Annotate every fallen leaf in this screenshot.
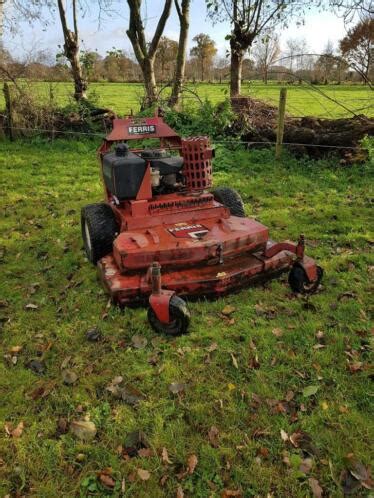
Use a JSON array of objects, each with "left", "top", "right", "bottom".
[
  {"left": 86, "top": 327, "right": 102, "bottom": 342},
  {"left": 138, "top": 448, "right": 153, "bottom": 458},
  {"left": 299, "top": 457, "right": 313, "bottom": 473},
  {"left": 26, "top": 359, "right": 45, "bottom": 375},
  {"left": 70, "top": 420, "right": 97, "bottom": 441},
  {"left": 25, "top": 303, "right": 38, "bottom": 310},
  {"left": 340, "top": 469, "right": 362, "bottom": 495},
  {"left": 308, "top": 477, "right": 323, "bottom": 498},
  {"left": 347, "top": 361, "right": 363, "bottom": 374},
  {"left": 248, "top": 355, "right": 260, "bottom": 369},
  {"left": 123, "top": 430, "right": 149, "bottom": 458},
  {"left": 208, "top": 426, "right": 220, "bottom": 447},
  {"left": 231, "top": 353, "right": 238, "bottom": 369},
  {"left": 9, "top": 345, "right": 22, "bottom": 354},
  {"left": 137, "top": 468, "right": 150, "bottom": 481},
  {"left": 272, "top": 327, "right": 283, "bottom": 337},
  {"left": 62, "top": 369, "right": 78, "bottom": 385},
  {"left": 169, "top": 382, "right": 186, "bottom": 394},
  {"left": 280, "top": 429, "right": 289, "bottom": 442},
  {"left": 99, "top": 471, "right": 116, "bottom": 488},
  {"left": 162, "top": 447, "right": 172, "bottom": 464},
  {"left": 206, "top": 342, "right": 218, "bottom": 352},
  {"left": 187, "top": 454, "right": 198, "bottom": 474},
  {"left": 132, "top": 335, "right": 148, "bottom": 349},
  {"left": 347, "top": 457, "right": 369, "bottom": 482},
  {"left": 5, "top": 421, "right": 24, "bottom": 438},
  {"left": 222, "top": 490, "right": 242, "bottom": 497},
  {"left": 222, "top": 305, "right": 236, "bottom": 316},
  {"left": 176, "top": 485, "right": 184, "bottom": 498},
  {"left": 302, "top": 385, "right": 319, "bottom": 397}
]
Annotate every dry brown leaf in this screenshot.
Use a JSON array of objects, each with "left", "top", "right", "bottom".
[
  {"left": 162, "top": 447, "right": 172, "bottom": 464},
  {"left": 9, "top": 345, "right": 22, "bottom": 354},
  {"left": 5, "top": 421, "right": 24, "bottom": 438},
  {"left": 176, "top": 485, "right": 184, "bottom": 498},
  {"left": 206, "top": 342, "right": 218, "bottom": 352},
  {"left": 99, "top": 472, "right": 116, "bottom": 488},
  {"left": 222, "top": 490, "right": 242, "bottom": 497},
  {"left": 222, "top": 305, "right": 236, "bottom": 316},
  {"left": 138, "top": 448, "right": 153, "bottom": 458},
  {"left": 272, "top": 327, "right": 283, "bottom": 337},
  {"left": 137, "top": 468, "right": 151, "bottom": 481},
  {"left": 187, "top": 454, "right": 198, "bottom": 474},
  {"left": 308, "top": 477, "right": 323, "bottom": 498},
  {"left": 70, "top": 420, "right": 97, "bottom": 441},
  {"left": 208, "top": 426, "right": 220, "bottom": 447}
]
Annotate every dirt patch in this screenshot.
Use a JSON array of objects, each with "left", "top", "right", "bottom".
[{"left": 231, "top": 96, "right": 374, "bottom": 161}]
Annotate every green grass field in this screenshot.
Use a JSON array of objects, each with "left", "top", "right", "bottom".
[
  {"left": 1, "top": 81, "right": 373, "bottom": 118},
  {"left": 0, "top": 139, "right": 373, "bottom": 497}
]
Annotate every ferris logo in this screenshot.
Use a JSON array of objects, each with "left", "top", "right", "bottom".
[
  {"left": 128, "top": 125, "right": 156, "bottom": 135},
  {"left": 169, "top": 224, "right": 209, "bottom": 239}
]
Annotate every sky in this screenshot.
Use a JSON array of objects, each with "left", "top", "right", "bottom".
[{"left": 3, "top": 0, "right": 350, "bottom": 62}]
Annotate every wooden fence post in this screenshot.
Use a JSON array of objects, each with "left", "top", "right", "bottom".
[
  {"left": 3, "top": 82, "right": 14, "bottom": 141},
  {"left": 275, "top": 87, "right": 287, "bottom": 160}
]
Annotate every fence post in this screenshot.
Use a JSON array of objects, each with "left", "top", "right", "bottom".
[
  {"left": 275, "top": 87, "right": 287, "bottom": 160},
  {"left": 3, "top": 82, "right": 14, "bottom": 141}
]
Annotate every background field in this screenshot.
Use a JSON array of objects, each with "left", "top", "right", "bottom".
[
  {"left": 0, "top": 139, "right": 373, "bottom": 497},
  {"left": 1, "top": 81, "right": 373, "bottom": 119}
]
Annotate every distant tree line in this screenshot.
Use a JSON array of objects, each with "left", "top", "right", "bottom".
[{"left": 0, "top": 0, "right": 372, "bottom": 108}]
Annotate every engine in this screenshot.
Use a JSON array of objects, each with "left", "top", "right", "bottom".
[{"left": 102, "top": 144, "right": 185, "bottom": 200}]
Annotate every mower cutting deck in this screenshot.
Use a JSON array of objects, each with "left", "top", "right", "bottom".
[{"left": 81, "top": 110, "right": 322, "bottom": 335}]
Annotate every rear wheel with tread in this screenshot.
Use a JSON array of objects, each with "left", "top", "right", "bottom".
[
  {"left": 148, "top": 296, "right": 190, "bottom": 336},
  {"left": 81, "top": 203, "right": 118, "bottom": 264},
  {"left": 212, "top": 187, "right": 245, "bottom": 217},
  {"left": 288, "top": 264, "right": 323, "bottom": 294}
]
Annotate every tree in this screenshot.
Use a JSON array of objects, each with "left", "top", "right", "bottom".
[
  {"left": 190, "top": 33, "right": 217, "bottom": 81},
  {"left": 126, "top": 0, "right": 172, "bottom": 107},
  {"left": 206, "top": 0, "right": 310, "bottom": 97},
  {"left": 315, "top": 40, "right": 336, "bottom": 83},
  {"left": 168, "top": 0, "right": 190, "bottom": 108},
  {"left": 57, "top": 0, "right": 87, "bottom": 100},
  {"left": 340, "top": 17, "right": 373, "bottom": 84},
  {"left": 253, "top": 34, "right": 280, "bottom": 84},
  {"left": 155, "top": 36, "right": 178, "bottom": 81}
]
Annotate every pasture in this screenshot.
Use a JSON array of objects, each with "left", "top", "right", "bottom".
[
  {"left": 0, "top": 81, "right": 373, "bottom": 119},
  {"left": 0, "top": 139, "right": 373, "bottom": 497}
]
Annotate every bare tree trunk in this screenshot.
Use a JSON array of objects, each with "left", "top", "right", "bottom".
[
  {"left": 57, "top": 0, "right": 87, "bottom": 101},
  {"left": 169, "top": 0, "right": 190, "bottom": 108},
  {"left": 126, "top": 0, "right": 172, "bottom": 108},
  {"left": 230, "top": 48, "right": 243, "bottom": 97},
  {"left": 142, "top": 58, "right": 157, "bottom": 107}
]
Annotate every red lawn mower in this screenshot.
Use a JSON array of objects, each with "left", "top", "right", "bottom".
[{"left": 81, "top": 111, "right": 323, "bottom": 335}]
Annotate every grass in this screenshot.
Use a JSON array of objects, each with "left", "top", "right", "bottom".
[
  {"left": 1, "top": 80, "right": 373, "bottom": 118},
  {"left": 0, "top": 139, "right": 373, "bottom": 497}
]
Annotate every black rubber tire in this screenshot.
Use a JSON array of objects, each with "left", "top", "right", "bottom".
[
  {"left": 81, "top": 203, "right": 118, "bottom": 264},
  {"left": 148, "top": 296, "right": 190, "bottom": 336},
  {"left": 288, "top": 264, "right": 323, "bottom": 294},
  {"left": 212, "top": 187, "right": 246, "bottom": 217}
]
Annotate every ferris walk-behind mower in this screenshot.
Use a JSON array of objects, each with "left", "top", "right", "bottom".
[{"left": 81, "top": 111, "right": 323, "bottom": 335}]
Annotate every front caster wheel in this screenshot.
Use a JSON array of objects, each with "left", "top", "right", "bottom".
[
  {"left": 288, "top": 264, "right": 323, "bottom": 294},
  {"left": 148, "top": 296, "right": 190, "bottom": 336}
]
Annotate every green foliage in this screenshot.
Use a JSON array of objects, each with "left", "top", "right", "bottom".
[
  {"left": 163, "top": 99, "right": 235, "bottom": 139},
  {"left": 361, "top": 135, "right": 374, "bottom": 164}
]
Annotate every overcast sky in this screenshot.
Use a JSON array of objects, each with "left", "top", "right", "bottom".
[{"left": 3, "top": 0, "right": 350, "bottom": 62}]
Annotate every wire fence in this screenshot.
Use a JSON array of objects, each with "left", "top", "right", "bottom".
[{"left": 1, "top": 126, "right": 362, "bottom": 152}]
